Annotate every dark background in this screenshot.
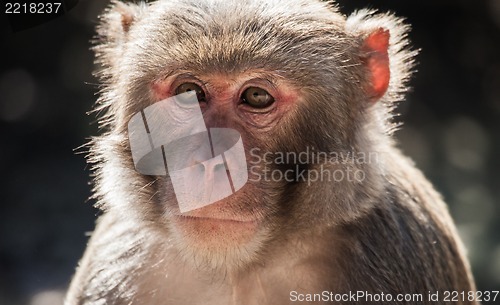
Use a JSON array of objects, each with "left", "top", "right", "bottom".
[{"left": 0, "top": 0, "right": 499, "bottom": 304}]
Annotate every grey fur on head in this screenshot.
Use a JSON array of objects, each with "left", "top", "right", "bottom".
[
  {"left": 92, "top": 0, "right": 416, "bottom": 132},
  {"left": 88, "top": 0, "right": 417, "bottom": 215}
]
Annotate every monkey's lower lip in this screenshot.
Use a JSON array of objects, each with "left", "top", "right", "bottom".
[
  {"left": 175, "top": 215, "right": 259, "bottom": 226},
  {"left": 173, "top": 215, "right": 260, "bottom": 237}
]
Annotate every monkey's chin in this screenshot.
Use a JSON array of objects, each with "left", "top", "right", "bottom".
[{"left": 170, "top": 215, "right": 266, "bottom": 273}]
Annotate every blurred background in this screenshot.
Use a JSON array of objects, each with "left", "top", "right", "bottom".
[{"left": 0, "top": 0, "right": 499, "bottom": 304}]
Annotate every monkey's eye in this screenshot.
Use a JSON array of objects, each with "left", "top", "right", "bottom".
[
  {"left": 175, "top": 83, "right": 206, "bottom": 102},
  {"left": 241, "top": 87, "right": 274, "bottom": 108}
]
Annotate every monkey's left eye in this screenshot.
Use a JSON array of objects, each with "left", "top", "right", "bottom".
[
  {"left": 241, "top": 87, "right": 275, "bottom": 108},
  {"left": 175, "top": 82, "right": 206, "bottom": 102}
]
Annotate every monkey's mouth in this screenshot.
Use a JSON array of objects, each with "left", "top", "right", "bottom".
[
  {"left": 172, "top": 214, "right": 261, "bottom": 244},
  {"left": 174, "top": 215, "right": 259, "bottom": 229}
]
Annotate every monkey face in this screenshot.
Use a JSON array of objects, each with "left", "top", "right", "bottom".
[
  {"left": 138, "top": 72, "right": 304, "bottom": 271},
  {"left": 92, "top": 0, "right": 408, "bottom": 272}
]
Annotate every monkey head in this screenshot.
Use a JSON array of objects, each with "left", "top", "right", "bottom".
[{"left": 90, "top": 0, "right": 415, "bottom": 273}]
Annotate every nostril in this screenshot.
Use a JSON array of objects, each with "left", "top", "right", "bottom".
[{"left": 214, "top": 163, "right": 226, "bottom": 171}]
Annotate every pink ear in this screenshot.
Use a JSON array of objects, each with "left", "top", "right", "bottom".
[{"left": 362, "top": 29, "right": 390, "bottom": 102}]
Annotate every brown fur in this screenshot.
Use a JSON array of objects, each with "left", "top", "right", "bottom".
[{"left": 65, "top": 0, "right": 478, "bottom": 304}]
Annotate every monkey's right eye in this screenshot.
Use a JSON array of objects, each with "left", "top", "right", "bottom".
[{"left": 175, "top": 83, "right": 206, "bottom": 102}]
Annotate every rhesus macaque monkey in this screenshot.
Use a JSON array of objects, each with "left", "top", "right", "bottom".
[{"left": 66, "top": 0, "right": 479, "bottom": 304}]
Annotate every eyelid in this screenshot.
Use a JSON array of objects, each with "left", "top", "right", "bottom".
[
  {"left": 238, "top": 78, "right": 278, "bottom": 105},
  {"left": 245, "top": 77, "right": 277, "bottom": 90},
  {"left": 173, "top": 73, "right": 202, "bottom": 84},
  {"left": 171, "top": 75, "right": 206, "bottom": 91}
]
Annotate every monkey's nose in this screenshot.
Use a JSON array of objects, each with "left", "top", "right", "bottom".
[{"left": 166, "top": 128, "right": 248, "bottom": 213}]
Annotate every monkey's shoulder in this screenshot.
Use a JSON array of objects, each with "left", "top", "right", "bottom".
[{"left": 332, "top": 163, "right": 475, "bottom": 301}]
